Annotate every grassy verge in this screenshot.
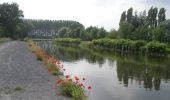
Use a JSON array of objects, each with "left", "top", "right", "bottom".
[
  {"left": 27, "top": 39, "right": 91, "bottom": 99},
  {"left": 28, "top": 39, "right": 60, "bottom": 75}
]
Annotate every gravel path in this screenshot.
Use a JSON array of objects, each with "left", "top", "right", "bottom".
[{"left": 0, "top": 41, "right": 69, "bottom": 100}]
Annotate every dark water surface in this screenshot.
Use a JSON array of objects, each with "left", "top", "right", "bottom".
[{"left": 36, "top": 41, "right": 170, "bottom": 100}]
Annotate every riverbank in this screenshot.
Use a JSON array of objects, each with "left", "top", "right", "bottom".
[
  {"left": 53, "top": 38, "right": 170, "bottom": 56},
  {"left": 28, "top": 39, "right": 92, "bottom": 99}
]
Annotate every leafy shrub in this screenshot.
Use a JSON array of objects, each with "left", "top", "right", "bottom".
[{"left": 146, "top": 41, "right": 168, "bottom": 53}]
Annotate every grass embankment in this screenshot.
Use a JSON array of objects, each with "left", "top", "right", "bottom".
[
  {"left": 28, "top": 39, "right": 91, "bottom": 99},
  {"left": 28, "top": 39, "right": 60, "bottom": 75},
  {"left": 92, "top": 38, "right": 170, "bottom": 55}
]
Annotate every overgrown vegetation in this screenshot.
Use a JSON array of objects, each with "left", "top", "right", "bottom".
[
  {"left": 92, "top": 38, "right": 169, "bottom": 55},
  {"left": 28, "top": 39, "right": 60, "bottom": 75},
  {"left": 56, "top": 75, "right": 91, "bottom": 99}
]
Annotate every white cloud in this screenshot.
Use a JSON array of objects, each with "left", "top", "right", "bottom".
[{"left": 0, "top": 0, "right": 170, "bottom": 31}]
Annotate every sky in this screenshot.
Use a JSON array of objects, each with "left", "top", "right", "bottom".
[{"left": 0, "top": 0, "right": 170, "bottom": 31}]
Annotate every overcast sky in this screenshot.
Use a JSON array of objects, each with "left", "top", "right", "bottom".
[{"left": 0, "top": 0, "right": 170, "bottom": 31}]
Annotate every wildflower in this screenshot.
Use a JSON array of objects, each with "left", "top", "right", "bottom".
[
  {"left": 79, "top": 83, "right": 83, "bottom": 87},
  {"left": 88, "top": 86, "right": 92, "bottom": 90},
  {"left": 74, "top": 76, "right": 79, "bottom": 81},
  {"left": 66, "top": 75, "right": 70, "bottom": 79},
  {"left": 56, "top": 80, "right": 62, "bottom": 85}
]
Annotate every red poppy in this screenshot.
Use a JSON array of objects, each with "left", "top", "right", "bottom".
[
  {"left": 74, "top": 76, "right": 79, "bottom": 81},
  {"left": 88, "top": 86, "right": 92, "bottom": 90},
  {"left": 79, "top": 83, "right": 83, "bottom": 87},
  {"left": 66, "top": 75, "right": 69, "bottom": 79},
  {"left": 56, "top": 79, "right": 62, "bottom": 85}
]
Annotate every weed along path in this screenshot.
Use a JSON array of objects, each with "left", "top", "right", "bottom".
[{"left": 0, "top": 41, "right": 69, "bottom": 100}]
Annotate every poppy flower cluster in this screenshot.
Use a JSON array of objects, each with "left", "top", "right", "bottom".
[{"left": 55, "top": 75, "right": 92, "bottom": 99}]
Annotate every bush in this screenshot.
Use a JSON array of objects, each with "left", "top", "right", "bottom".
[{"left": 146, "top": 41, "right": 168, "bottom": 53}]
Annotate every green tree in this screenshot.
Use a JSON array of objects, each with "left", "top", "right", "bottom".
[
  {"left": 131, "top": 25, "right": 149, "bottom": 40},
  {"left": 151, "top": 26, "right": 165, "bottom": 42},
  {"left": 147, "top": 7, "right": 158, "bottom": 27},
  {"left": 0, "top": 3, "right": 24, "bottom": 39},
  {"left": 108, "top": 29, "right": 118, "bottom": 39},
  {"left": 97, "top": 27, "right": 107, "bottom": 38},
  {"left": 158, "top": 8, "right": 166, "bottom": 25},
  {"left": 119, "top": 11, "right": 126, "bottom": 25},
  {"left": 127, "top": 7, "right": 133, "bottom": 23},
  {"left": 118, "top": 22, "right": 134, "bottom": 39},
  {"left": 58, "top": 27, "right": 70, "bottom": 38},
  {"left": 159, "top": 20, "right": 170, "bottom": 43},
  {"left": 0, "top": 23, "right": 5, "bottom": 37}
]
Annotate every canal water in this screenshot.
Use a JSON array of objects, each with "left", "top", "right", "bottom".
[{"left": 36, "top": 41, "right": 170, "bottom": 100}]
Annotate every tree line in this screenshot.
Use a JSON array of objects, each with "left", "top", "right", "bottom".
[
  {"left": 24, "top": 19, "right": 84, "bottom": 39},
  {"left": 0, "top": 2, "right": 108, "bottom": 40},
  {"left": 113, "top": 7, "right": 170, "bottom": 44},
  {"left": 0, "top": 2, "right": 170, "bottom": 44},
  {"left": 23, "top": 19, "right": 108, "bottom": 40},
  {"left": 0, "top": 3, "right": 24, "bottom": 39}
]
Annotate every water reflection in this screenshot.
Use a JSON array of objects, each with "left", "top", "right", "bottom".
[{"left": 36, "top": 41, "right": 170, "bottom": 91}]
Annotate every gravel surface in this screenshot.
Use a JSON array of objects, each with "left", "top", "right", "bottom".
[{"left": 0, "top": 41, "right": 69, "bottom": 100}]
